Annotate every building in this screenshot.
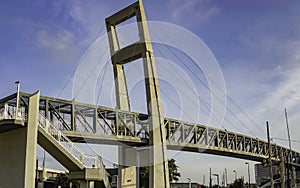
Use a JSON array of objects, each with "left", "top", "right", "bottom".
[
  {"left": 255, "top": 163, "right": 279, "bottom": 186},
  {"left": 255, "top": 163, "right": 300, "bottom": 187},
  {"left": 106, "top": 168, "right": 206, "bottom": 188},
  {"left": 36, "top": 167, "right": 68, "bottom": 188},
  {"left": 106, "top": 168, "right": 118, "bottom": 188},
  {"left": 170, "top": 182, "right": 204, "bottom": 188}
]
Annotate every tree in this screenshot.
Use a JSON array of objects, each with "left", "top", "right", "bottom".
[
  {"left": 139, "top": 158, "right": 181, "bottom": 187},
  {"left": 168, "top": 158, "right": 181, "bottom": 182},
  {"left": 229, "top": 178, "right": 244, "bottom": 188},
  {"left": 56, "top": 173, "right": 70, "bottom": 188},
  {"left": 55, "top": 173, "right": 79, "bottom": 188}
]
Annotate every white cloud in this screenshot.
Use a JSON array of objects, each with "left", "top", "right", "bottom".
[
  {"left": 62, "top": 0, "right": 110, "bottom": 44},
  {"left": 219, "top": 17, "right": 300, "bottom": 137},
  {"left": 250, "top": 66, "right": 300, "bottom": 140},
  {"left": 223, "top": 34, "right": 300, "bottom": 148},
  {"left": 34, "top": 28, "right": 82, "bottom": 65},
  {"left": 168, "top": 0, "right": 219, "bottom": 27},
  {"left": 36, "top": 29, "right": 75, "bottom": 50}
]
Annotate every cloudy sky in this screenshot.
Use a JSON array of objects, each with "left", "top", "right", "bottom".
[{"left": 1, "top": 0, "right": 300, "bottom": 185}]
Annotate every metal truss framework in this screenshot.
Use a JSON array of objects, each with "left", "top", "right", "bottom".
[{"left": 1, "top": 92, "right": 300, "bottom": 166}]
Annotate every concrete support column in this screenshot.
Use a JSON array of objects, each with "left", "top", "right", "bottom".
[
  {"left": 118, "top": 146, "right": 137, "bottom": 188},
  {"left": 280, "top": 153, "right": 286, "bottom": 188},
  {"left": 292, "top": 166, "right": 297, "bottom": 188},
  {"left": 0, "top": 91, "right": 40, "bottom": 188},
  {"left": 79, "top": 180, "right": 94, "bottom": 188}
]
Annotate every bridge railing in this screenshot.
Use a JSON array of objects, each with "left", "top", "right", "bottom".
[
  {"left": 164, "top": 118, "right": 300, "bottom": 164},
  {"left": 0, "top": 103, "right": 27, "bottom": 121},
  {"left": 38, "top": 113, "right": 105, "bottom": 169},
  {"left": 115, "top": 109, "right": 149, "bottom": 138}
]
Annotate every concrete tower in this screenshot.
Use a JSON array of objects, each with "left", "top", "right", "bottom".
[{"left": 105, "top": 1, "right": 170, "bottom": 187}]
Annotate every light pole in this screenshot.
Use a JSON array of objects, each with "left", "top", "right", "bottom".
[
  {"left": 245, "top": 162, "right": 250, "bottom": 188},
  {"left": 213, "top": 174, "right": 219, "bottom": 188},
  {"left": 15, "top": 81, "right": 20, "bottom": 119},
  {"left": 187, "top": 178, "right": 191, "bottom": 188},
  {"left": 209, "top": 167, "right": 212, "bottom": 188},
  {"left": 285, "top": 109, "right": 292, "bottom": 188},
  {"left": 225, "top": 168, "right": 228, "bottom": 187},
  {"left": 233, "top": 170, "right": 237, "bottom": 182}
]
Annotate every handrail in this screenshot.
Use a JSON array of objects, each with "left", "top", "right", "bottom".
[
  {"left": 38, "top": 114, "right": 110, "bottom": 186},
  {"left": 0, "top": 103, "right": 26, "bottom": 121},
  {"left": 0, "top": 103, "right": 106, "bottom": 169},
  {"left": 38, "top": 113, "right": 105, "bottom": 169}
]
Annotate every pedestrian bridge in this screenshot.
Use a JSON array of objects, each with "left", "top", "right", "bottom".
[{"left": 1, "top": 92, "right": 299, "bottom": 166}]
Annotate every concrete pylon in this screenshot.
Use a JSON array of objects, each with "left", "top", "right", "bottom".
[
  {"left": 279, "top": 152, "right": 286, "bottom": 188},
  {"left": 292, "top": 166, "right": 297, "bottom": 188},
  {"left": 105, "top": 2, "right": 135, "bottom": 187},
  {"left": 0, "top": 91, "right": 40, "bottom": 188},
  {"left": 105, "top": 1, "right": 169, "bottom": 187}
]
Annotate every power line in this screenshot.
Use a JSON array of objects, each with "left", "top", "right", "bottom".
[
  {"left": 73, "top": 47, "right": 109, "bottom": 99},
  {"left": 152, "top": 45, "right": 244, "bottom": 133},
  {"left": 116, "top": 32, "right": 197, "bottom": 122},
  {"left": 95, "top": 61, "right": 109, "bottom": 105},
  {"left": 272, "top": 137, "right": 300, "bottom": 144},
  {"left": 116, "top": 28, "right": 219, "bottom": 125},
  {"left": 57, "top": 25, "right": 105, "bottom": 98},
  {"left": 145, "top": 16, "right": 258, "bottom": 137},
  {"left": 117, "top": 26, "right": 245, "bottom": 134}
]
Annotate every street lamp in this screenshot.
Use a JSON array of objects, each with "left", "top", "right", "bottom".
[
  {"left": 213, "top": 174, "right": 219, "bottom": 188},
  {"left": 233, "top": 170, "right": 237, "bottom": 182},
  {"left": 15, "top": 81, "right": 20, "bottom": 119},
  {"left": 245, "top": 162, "right": 251, "bottom": 188},
  {"left": 187, "top": 178, "right": 191, "bottom": 188}
]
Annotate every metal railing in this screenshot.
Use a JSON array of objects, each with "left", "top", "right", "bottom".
[
  {"left": 38, "top": 113, "right": 105, "bottom": 169},
  {"left": 0, "top": 103, "right": 26, "bottom": 121}
]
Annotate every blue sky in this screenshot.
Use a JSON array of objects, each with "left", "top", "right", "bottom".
[{"left": 1, "top": 0, "right": 300, "bottom": 185}]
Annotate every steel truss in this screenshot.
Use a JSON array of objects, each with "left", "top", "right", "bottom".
[{"left": 1, "top": 92, "right": 300, "bottom": 165}]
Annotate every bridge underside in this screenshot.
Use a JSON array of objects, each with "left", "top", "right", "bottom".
[
  {"left": 61, "top": 131, "right": 267, "bottom": 162},
  {"left": 62, "top": 131, "right": 265, "bottom": 162}
]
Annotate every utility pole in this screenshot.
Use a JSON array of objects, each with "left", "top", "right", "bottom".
[
  {"left": 222, "top": 171, "right": 225, "bottom": 187},
  {"left": 42, "top": 150, "right": 46, "bottom": 181},
  {"left": 267, "top": 121, "right": 274, "bottom": 188},
  {"left": 245, "top": 162, "right": 250, "bottom": 188},
  {"left": 35, "top": 159, "right": 38, "bottom": 188},
  {"left": 279, "top": 152, "right": 286, "bottom": 188},
  {"left": 209, "top": 167, "right": 212, "bottom": 188},
  {"left": 285, "top": 109, "right": 293, "bottom": 188},
  {"left": 225, "top": 168, "right": 228, "bottom": 187},
  {"left": 15, "top": 81, "right": 20, "bottom": 119}
]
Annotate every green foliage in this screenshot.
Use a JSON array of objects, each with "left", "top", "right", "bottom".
[
  {"left": 168, "top": 158, "right": 181, "bottom": 182},
  {"left": 56, "top": 173, "right": 70, "bottom": 188},
  {"left": 229, "top": 178, "right": 244, "bottom": 188},
  {"left": 139, "top": 158, "right": 181, "bottom": 188},
  {"left": 55, "top": 173, "right": 79, "bottom": 188},
  {"left": 139, "top": 166, "right": 149, "bottom": 188}
]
